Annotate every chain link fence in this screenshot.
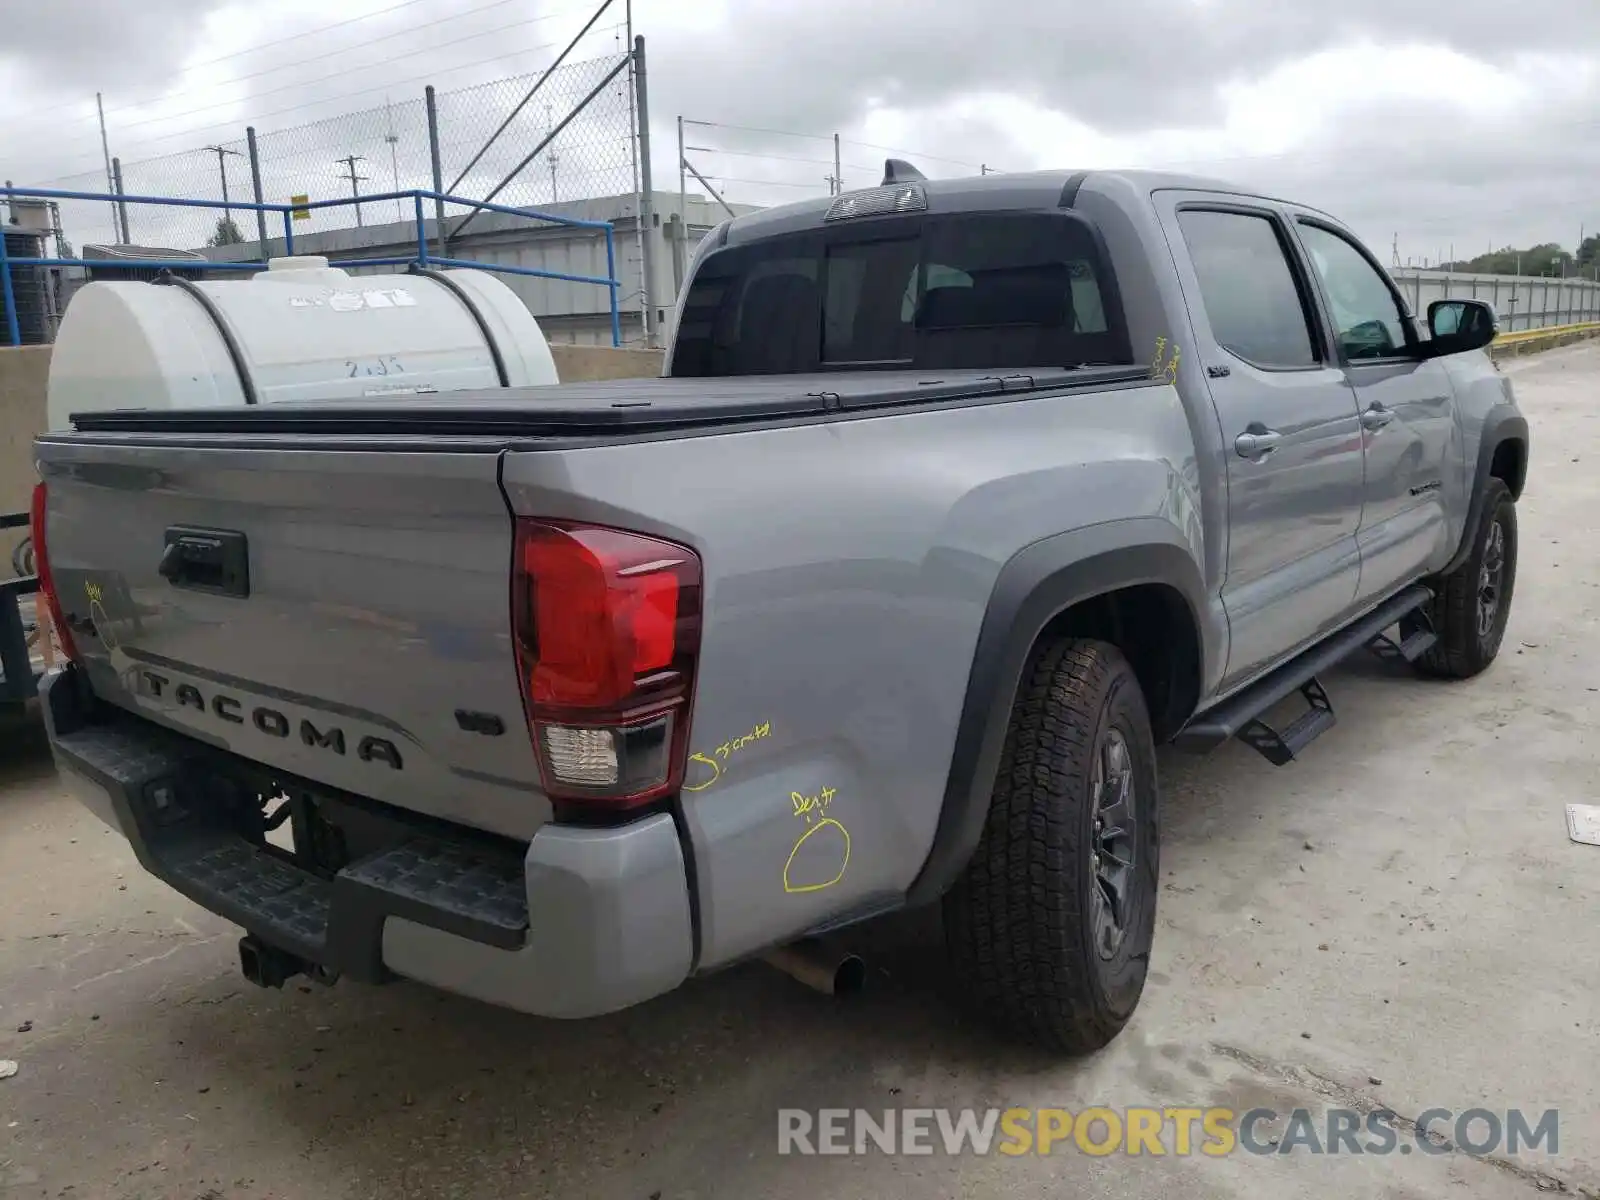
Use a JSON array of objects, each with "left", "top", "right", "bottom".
[
  {"left": 119, "top": 142, "right": 250, "bottom": 249},
  {"left": 254, "top": 99, "right": 432, "bottom": 240},
  {"left": 434, "top": 51, "right": 636, "bottom": 219},
  {"left": 25, "top": 46, "right": 635, "bottom": 254}
]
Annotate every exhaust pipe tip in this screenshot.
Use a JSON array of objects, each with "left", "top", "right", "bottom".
[
  {"left": 763, "top": 939, "right": 866, "bottom": 998},
  {"left": 832, "top": 952, "right": 866, "bottom": 996}
]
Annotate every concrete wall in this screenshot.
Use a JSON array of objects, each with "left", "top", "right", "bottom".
[
  {"left": 0, "top": 342, "right": 663, "bottom": 570},
  {"left": 1391, "top": 269, "right": 1600, "bottom": 333},
  {"left": 548, "top": 345, "right": 664, "bottom": 380}
]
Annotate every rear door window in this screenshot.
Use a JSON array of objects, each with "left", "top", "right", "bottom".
[
  {"left": 671, "top": 212, "right": 1130, "bottom": 376},
  {"left": 1176, "top": 209, "right": 1321, "bottom": 368}
]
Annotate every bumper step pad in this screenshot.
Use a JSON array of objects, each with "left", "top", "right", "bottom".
[
  {"left": 52, "top": 717, "right": 529, "bottom": 981},
  {"left": 337, "top": 840, "right": 528, "bottom": 947},
  {"left": 166, "top": 836, "right": 333, "bottom": 957}
]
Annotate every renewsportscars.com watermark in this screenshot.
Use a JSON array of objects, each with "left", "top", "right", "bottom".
[{"left": 778, "top": 1107, "right": 1560, "bottom": 1158}]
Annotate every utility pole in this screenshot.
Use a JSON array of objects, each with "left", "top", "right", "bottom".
[
  {"left": 833, "top": 133, "right": 842, "bottom": 196},
  {"left": 96, "top": 93, "right": 119, "bottom": 241},
  {"left": 546, "top": 104, "right": 560, "bottom": 204},
  {"left": 632, "top": 33, "right": 656, "bottom": 348},
  {"left": 336, "top": 154, "right": 369, "bottom": 227},
  {"left": 1391, "top": 232, "right": 1399, "bottom": 268},
  {"left": 204, "top": 144, "right": 244, "bottom": 233},
  {"left": 111, "top": 158, "right": 130, "bottom": 244},
  {"left": 385, "top": 97, "right": 403, "bottom": 222}
]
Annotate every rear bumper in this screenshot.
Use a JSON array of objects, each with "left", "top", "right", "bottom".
[{"left": 41, "top": 669, "right": 694, "bottom": 1019}]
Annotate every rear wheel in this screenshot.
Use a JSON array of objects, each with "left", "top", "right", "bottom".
[
  {"left": 943, "top": 638, "right": 1159, "bottom": 1054},
  {"left": 1417, "top": 478, "right": 1517, "bottom": 679}
]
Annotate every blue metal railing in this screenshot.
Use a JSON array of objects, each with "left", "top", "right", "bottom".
[{"left": 0, "top": 185, "right": 623, "bottom": 349}]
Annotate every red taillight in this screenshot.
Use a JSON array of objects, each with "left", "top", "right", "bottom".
[
  {"left": 29, "top": 482, "right": 77, "bottom": 663},
  {"left": 512, "top": 520, "right": 701, "bottom": 810}
]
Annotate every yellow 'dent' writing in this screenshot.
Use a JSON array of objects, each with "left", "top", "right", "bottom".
[
  {"left": 683, "top": 720, "right": 773, "bottom": 792},
  {"left": 1150, "top": 336, "right": 1180, "bottom": 385},
  {"left": 791, "top": 785, "right": 837, "bottom": 818},
  {"left": 784, "top": 784, "right": 850, "bottom": 894}
]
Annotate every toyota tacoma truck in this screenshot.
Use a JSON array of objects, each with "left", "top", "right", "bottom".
[{"left": 31, "top": 165, "right": 1527, "bottom": 1054}]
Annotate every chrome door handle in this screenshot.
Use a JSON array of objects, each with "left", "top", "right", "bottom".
[
  {"left": 1234, "top": 428, "right": 1282, "bottom": 460},
  {"left": 1361, "top": 404, "right": 1395, "bottom": 431}
]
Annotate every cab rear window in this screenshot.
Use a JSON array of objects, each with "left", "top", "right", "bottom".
[{"left": 670, "top": 212, "right": 1131, "bottom": 376}]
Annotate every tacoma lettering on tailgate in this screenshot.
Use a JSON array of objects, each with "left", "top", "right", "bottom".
[{"left": 138, "top": 670, "right": 404, "bottom": 770}]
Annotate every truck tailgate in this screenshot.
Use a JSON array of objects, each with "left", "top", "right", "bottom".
[{"left": 36, "top": 437, "right": 546, "bottom": 841}]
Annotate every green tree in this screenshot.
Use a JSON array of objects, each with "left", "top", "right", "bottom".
[
  {"left": 1441, "top": 243, "right": 1574, "bottom": 276},
  {"left": 207, "top": 216, "right": 245, "bottom": 247}
]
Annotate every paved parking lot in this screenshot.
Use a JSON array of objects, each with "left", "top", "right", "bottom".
[{"left": 2, "top": 343, "right": 1598, "bottom": 1200}]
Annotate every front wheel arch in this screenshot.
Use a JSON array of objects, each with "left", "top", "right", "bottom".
[{"left": 1440, "top": 408, "right": 1528, "bottom": 577}]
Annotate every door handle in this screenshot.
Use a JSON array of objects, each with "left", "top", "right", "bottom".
[
  {"left": 1234, "top": 427, "right": 1282, "bottom": 461},
  {"left": 1360, "top": 404, "right": 1395, "bottom": 431}
]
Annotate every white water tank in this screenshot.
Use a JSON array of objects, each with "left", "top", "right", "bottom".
[{"left": 47, "top": 256, "right": 560, "bottom": 430}]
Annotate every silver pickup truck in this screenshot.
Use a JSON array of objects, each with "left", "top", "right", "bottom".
[{"left": 31, "top": 166, "right": 1527, "bottom": 1054}]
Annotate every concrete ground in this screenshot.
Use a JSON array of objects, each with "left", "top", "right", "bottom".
[{"left": 2, "top": 344, "right": 1598, "bottom": 1200}]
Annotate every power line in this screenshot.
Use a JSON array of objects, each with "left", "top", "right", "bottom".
[
  {"left": 7, "top": 10, "right": 606, "bottom": 163},
  {"left": 699, "top": 174, "right": 821, "bottom": 190},
  {"left": 122, "top": 0, "right": 531, "bottom": 120},
  {"left": 11, "top": 0, "right": 450, "bottom": 125},
  {"left": 21, "top": 27, "right": 621, "bottom": 182},
  {"left": 679, "top": 116, "right": 988, "bottom": 172},
  {"left": 681, "top": 118, "right": 833, "bottom": 143},
  {"left": 686, "top": 144, "right": 866, "bottom": 171},
  {"left": 839, "top": 137, "right": 986, "bottom": 171}
]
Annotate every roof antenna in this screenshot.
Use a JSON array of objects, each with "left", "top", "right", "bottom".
[{"left": 881, "top": 158, "right": 926, "bottom": 185}]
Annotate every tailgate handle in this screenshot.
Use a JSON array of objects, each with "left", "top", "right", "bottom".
[{"left": 159, "top": 527, "right": 250, "bottom": 598}]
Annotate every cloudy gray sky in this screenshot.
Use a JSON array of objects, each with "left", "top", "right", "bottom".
[{"left": 2, "top": 0, "right": 1597, "bottom": 265}]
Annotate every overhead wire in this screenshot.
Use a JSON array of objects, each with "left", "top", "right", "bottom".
[
  {"left": 19, "top": 23, "right": 624, "bottom": 182},
  {"left": 10, "top": 9, "right": 603, "bottom": 161},
  {"left": 10, "top": 0, "right": 449, "bottom": 124}
]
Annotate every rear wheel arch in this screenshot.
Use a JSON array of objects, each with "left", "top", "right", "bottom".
[
  {"left": 1037, "top": 581, "right": 1201, "bottom": 744},
  {"left": 907, "top": 523, "right": 1208, "bottom": 905}
]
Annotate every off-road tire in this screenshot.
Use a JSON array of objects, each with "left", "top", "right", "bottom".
[
  {"left": 1417, "top": 478, "right": 1517, "bottom": 679},
  {"left": 943, "top": 637, "right": 1159, "bottom": 1054}
]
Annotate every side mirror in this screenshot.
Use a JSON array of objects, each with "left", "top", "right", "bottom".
[{"left": 1422, "top": 299, "right": 1498, "bottom": 358}]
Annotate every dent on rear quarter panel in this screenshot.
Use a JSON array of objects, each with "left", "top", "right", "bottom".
[{"left": 501, "top": 383, "right": 1199, "bottom": 968}]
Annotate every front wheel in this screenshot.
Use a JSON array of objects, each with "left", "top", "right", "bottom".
[
  {"left": 943, "top": 638, "right": 1159, "bottom": 1054},
  {"left": 1417, "top": 478, "right": 1517, "bottom": 679}
]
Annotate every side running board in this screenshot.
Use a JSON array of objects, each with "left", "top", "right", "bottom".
[{"left": 1174, "top": 584, "right": 1433, "bottom": 765}]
